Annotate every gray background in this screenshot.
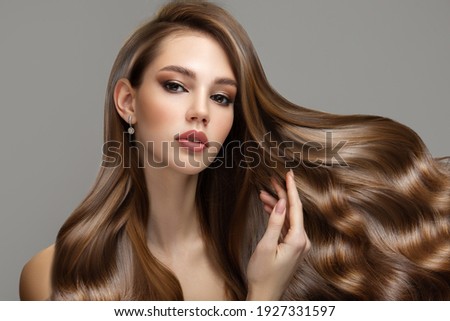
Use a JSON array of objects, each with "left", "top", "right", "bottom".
[{"left": 1, "top": 0, "right": 449, "bottom": 300}]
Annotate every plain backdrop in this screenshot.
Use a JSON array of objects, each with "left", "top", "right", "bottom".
[{"left": 1, "top": 0, "right": 449, "bottom": 300}]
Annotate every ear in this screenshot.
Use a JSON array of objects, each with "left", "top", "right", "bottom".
[{"left": 114, "top": 78, "right": 136, "bottom": 124}]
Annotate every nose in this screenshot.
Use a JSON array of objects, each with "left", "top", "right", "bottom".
[{"left": 185, "top": 93, "right": 210, "bottom": 126}]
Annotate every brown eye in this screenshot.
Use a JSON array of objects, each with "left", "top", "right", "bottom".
[
  {"left": 211, "top": 94, "right": 233, "bottom": 106},
  {"left": 164, "top": 81, "right": 187, "bottom": 93}
]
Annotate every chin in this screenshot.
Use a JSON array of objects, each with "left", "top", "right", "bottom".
[
  {"left": 168, "top": 148, "right": 218, "bottom": 175},
  {"left": 169, "top": 156, "right": 213, "bottom": 175}
]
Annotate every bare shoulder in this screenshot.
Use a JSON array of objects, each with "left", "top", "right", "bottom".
[{"left": 19, "top": 244, "right": 55, "bottom": 300}]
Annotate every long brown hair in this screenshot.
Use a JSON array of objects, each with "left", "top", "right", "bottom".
[{"left": 52, "top": 0, "right": 450, "bottom": 300}]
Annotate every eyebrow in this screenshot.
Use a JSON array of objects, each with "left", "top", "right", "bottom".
[{"left": 158, "top": 65, "right": 237, "bottom": 88}]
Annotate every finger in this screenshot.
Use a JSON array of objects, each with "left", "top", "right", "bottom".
[
  {"left": 286, "top": 171, "right": 304, "bottom": 240},
  {"left": 270, "top": 177, "right": 287, "bottom": 201},
  {"left": 259, "top": 198, "right": 286, "bottom": 247},
  {"left": 259, "top": 190, "right": 278, "bottom": 208},
  {"left": 286, "top": 170, "right": 303, "bottom": 229},
  {"left": 263, "top": 204, "right": 273, "bottom": 214},
  {"left": 270, "top": 176, "right": 291, "bottom": 232}
]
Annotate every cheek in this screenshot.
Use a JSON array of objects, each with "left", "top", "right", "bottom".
[
  {"left": 225, "top": 112, "right": 234, "bottom": 136},
  {"left": 215, "top": 109, "right": 234, "bottom": 141},
  {"left": 136, "top": 93, "right": 175, "bottom": 137},
  {"left": 140, "top": 99, "right": 167, "bottom": 124}
]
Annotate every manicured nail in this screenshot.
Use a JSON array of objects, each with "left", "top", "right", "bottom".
[{"left": 275, "top": 198, "right": 286, "bottom": 214}]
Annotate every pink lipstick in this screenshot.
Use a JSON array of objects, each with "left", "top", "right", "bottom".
[{"left": 175, "top": 130, "right": 209, "bottom": 152}]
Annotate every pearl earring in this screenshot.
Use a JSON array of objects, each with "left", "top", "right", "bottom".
[{"left": 127, "top": 115, "right": 135, "bottom": 135}]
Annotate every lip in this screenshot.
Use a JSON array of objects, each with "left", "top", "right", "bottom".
[{"left": 175, "top": 130, "right": 209, "bottom": 152}]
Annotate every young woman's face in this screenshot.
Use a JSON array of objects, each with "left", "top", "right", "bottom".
[{"left": 134, "top": 32, "right": 236, "bottom": 174}]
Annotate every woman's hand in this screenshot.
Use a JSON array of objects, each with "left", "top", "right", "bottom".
[{"left": 246, "top": 170, "right": 310, "bottom": 300}]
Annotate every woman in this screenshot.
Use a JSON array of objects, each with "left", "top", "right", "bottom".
[{"left": 20, "top": 1, "right": 450, "bottom": 300}]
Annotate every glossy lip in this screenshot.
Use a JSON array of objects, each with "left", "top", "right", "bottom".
[{"left": 175, "top": 130, "right": 209, "bottom": 152}]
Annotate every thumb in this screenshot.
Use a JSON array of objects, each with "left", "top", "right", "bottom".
[{"left": 260, "top": 198, "right": 286, "bottom": 247}]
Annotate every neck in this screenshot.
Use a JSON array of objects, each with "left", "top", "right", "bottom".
[{"left": 144, "top": 166, "right": 201, "bottom": 255}]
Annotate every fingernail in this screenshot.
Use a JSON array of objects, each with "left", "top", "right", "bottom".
[
  {"left": 275, "top": 198, "right": 286, "bottom": 214},
  {"left": 289, "top": 169, "right": 294, "bottom": 178}
]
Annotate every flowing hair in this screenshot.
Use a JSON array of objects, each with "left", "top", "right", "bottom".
[{"left": 51, "top": 0, "right": 450, "bottom": 300}]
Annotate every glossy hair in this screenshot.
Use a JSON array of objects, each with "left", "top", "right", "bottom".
[{"left": 52, "top": 0, "right": 450, "bottom": 300}]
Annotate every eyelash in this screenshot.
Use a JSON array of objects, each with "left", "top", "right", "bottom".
[
  {"left": 163, "top": 81, "right": 186, "bottom": 93},
  {"left": 163, "top": 81, "right": 234, "bottom": 106},
  {"left": 210, "top": 94, "right": 233, "bottom": 106}
]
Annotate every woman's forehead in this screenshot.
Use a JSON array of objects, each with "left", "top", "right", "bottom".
[{"left": 146, "top": 31, "right": 236, "bottom": 81}]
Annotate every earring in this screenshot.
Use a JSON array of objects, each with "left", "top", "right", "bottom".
[{"left": 127, "top": 115, "right": 135, "bottom": 135}]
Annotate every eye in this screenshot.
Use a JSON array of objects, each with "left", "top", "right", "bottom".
[
  {"left": 163, "top": 81, "right": 188, "bottom": 93},
  {"left": 210, "top": 94, "right": 233, "bottom": 106}
]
